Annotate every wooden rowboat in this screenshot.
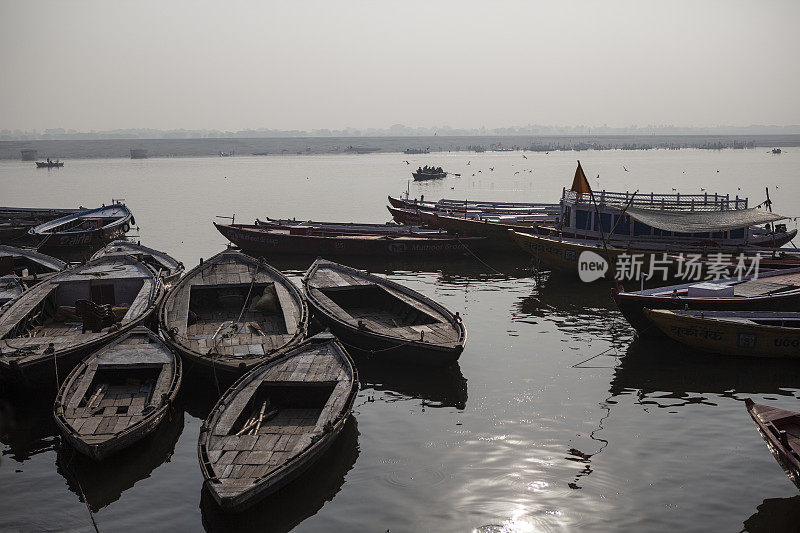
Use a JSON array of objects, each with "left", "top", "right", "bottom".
[
  {"left": 612, "top": 267, "right": 800, "bottom": 337},
  {"left": 0, "top": 254, "right": 164, "bottom": 387},
  {"left": 214, "top": 222, "right": 487, "bottom": 258},
  {"left": 29, "top": 203, "right": 134, "bottom": 248},
  {"left": 303, "top": 259, "right": 466, "bottom": 366},
  {"left": 645, "top": 309, "right": 800, "bottom": 358},
  {"left": 159, "top": 249, "right": 308, "bottom": 380},
  {"left": 91, "top": 240, "right": 184, "bottom": 286},
  {"left": 745, "top": 399, "right": 800, "bottom": 491},
  {"left": 53, "top": 327, "right": 181, "bottom": 460},
  {"left": 198, "top": 333, "right": 358, "bottom": 511}
]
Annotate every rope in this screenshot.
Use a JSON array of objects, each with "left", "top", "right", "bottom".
[
  {"left": 454, "top": 236, "right": 508, "bottom": 277},
  {"left": 59, "top": 439, "right": 101, "bottom": 533}
]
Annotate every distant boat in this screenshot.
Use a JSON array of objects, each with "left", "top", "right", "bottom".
[
  {"left": 130, "top": 148, "right": 148, "bottom": 159},
  {"left": 28, "top": 203, "right": 134, "bottom": 248},
  {"left": 35, "top": 159, "right": 64, "bottom": 168},
  {"left": 91, "top": 240, "right": 184, "bottom": 286},
  {"left": 772, "top": 148, "right": 782, "bottom": 154},
  {"left": 404, "top": 148, "right": 429, "bottom": 154}
]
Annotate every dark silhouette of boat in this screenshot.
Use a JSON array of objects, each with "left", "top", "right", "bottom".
[{"left": 35, "top": 159, "right": 64, "bottom": 168}]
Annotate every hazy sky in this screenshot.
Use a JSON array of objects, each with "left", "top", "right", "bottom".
[{"left": 2, "top": 0, "right": 798, "bottom": 131}]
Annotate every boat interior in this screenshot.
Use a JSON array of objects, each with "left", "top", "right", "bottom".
[
  {"left": 227, "top": 381, "right": 336, "bottom": 437},
  {"left": 320, "top": 284, "right": 438, "bottom": 329},
  {"left": 186, "top": 282, "right": 290, "bottom": 356}
]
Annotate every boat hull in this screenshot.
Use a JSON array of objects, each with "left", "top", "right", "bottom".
[
  {"left": 645, "top": 310, "right": 800, "bottom": 358},
  {"left": 612, "top": 288, "right": 800, "bottom": 338},
  {"left": 214, "top": 222, "right": 486, "bottom": 258},
  {"left": 745, "top": 399, "right": 800, "bottom": 491},
  {"left": 306, "top": 299, "right": 464, "bottom": 367}
]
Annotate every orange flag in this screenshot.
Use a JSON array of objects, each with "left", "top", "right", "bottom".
[{"left": 570, "top": 161, "right": 592, "bottom": 198}]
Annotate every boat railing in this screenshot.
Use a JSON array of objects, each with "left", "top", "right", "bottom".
[{"left": 561, "top": 188, "right": 749, "bottom": 211}]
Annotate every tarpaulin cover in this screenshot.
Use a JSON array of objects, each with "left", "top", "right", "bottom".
[{"left": 616, "top": 206, "right": 786, "bottom": 232}]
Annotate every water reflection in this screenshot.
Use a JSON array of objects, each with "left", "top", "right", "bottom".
[
  {"left": 200, "top": 415, "right": 359, "bottom": 533},
  {"left": 610, "top": 337, "right": 800, "bottom": 405},
  {"left": 358, "top": 360, "right": 468, "bottom": 410},
  {"left": 741, "top": 495, "right": 800, "bottom": 532},
  {"left": 55, "top": 411, "right": 184, "bottom": 511},
  {"left": 0, "top": 389, "right": 58, "bottom": 463},
  {"left": 514, "top": 271, "right": 629, "bottom": 342}
]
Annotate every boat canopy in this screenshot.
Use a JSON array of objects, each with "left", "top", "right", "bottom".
[{"left": 617, "top": 205, "right": 787, "bottom": 233}]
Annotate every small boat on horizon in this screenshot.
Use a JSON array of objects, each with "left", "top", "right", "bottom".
[
  {"left": 0, "top": 254, "right": 164, "bottom": 387},
  {"left": 412, "top": 165, "right": 448, "bottom": 181}
]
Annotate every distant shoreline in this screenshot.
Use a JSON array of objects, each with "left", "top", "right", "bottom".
[{"left": 2, "top": 134, "right": 798, "bottom": 160}]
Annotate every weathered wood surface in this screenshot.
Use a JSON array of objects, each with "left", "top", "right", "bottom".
[
  {"left": 304, "top": 259, "right": 464, "bottom": 348},
  {"left": 159, "top": 250, "right": 307, "bottom": 375},
  {"left": 198, "top": 334, "right": 358, "bottom": 511},
  {"left": 53, "top": 327, "right": 181, "bottom": 460},
  {"left": 91, "top": 240, "right": 184, "bottom": 283},
  {"left": 0, "top": 255, "right": 162, "bottom": 382}
]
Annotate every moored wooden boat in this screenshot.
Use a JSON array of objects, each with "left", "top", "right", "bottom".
[
  {"left": 35, "top": 160, "right": 64, "bottom": 168},
  {"left": 0, "top": 254, "right": 164, "bottom": 387},
  {"left": 214, "top": 222, "right": 488, "bottom": 258},
  {"left": 745, "top": 399, "right": 800, "bottom": 491},
  {"left": 159, "top": 249, "right": 308, "bottom": 380},
  {"left": 0, "top": 244, "right": 67, "bottom": 277},
  {"left": 53, "top": 327, "right": 181, "bottom": 460},
  {"left": 303, "top": 259, "right": 466, "bottom": 366},
  {"left": 198, "top": 333, "right": 358, "bottom": 511},
  {"left": 0, "top": 206, "right": 85, "bottom": 244},
  {"left": 612, "top": 267, "right": 800, "bottom": 337},
  {"left": 29, "top": 203, "right": 134, "bottom": 248},
  {"left": 91, "top": 240, "right": 184, "bottom": 286},
  {"left": 645, "top": 309, "right": 800, "bottom": 358},
  {"left": 412, "top": 170, "right": 447, "bottom": 181},
  {"left": 253, "top": 217, "right": 435, "bottom": 235}
]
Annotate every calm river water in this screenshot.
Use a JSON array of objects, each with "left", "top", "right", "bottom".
[{"left": 1, "top": 148, "right": 800, "bottom": 532}]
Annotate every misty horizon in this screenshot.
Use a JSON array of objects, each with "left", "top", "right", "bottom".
[{"left": 2, "top": 1, "right": 799, "bottom": 133}]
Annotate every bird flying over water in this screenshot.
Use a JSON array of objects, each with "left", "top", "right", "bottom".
[
  {"left": 404, "top": 160, "right": 409, "bottom": 165},
  {"left": 623, "top": 165, "right": 628, "bottom": 172},
  {"left": 522, "top": 155, "right": 527, "bottom": 159}
]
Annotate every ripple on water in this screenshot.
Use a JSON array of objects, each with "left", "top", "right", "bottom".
[{"left": 383, "top": 464, "right": 449, "bottom": 488}]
